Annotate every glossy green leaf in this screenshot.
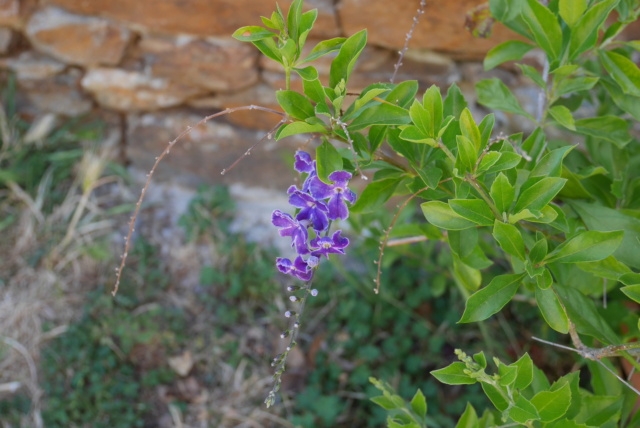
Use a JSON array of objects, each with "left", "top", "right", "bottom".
[
  {"left": 530, "top": 145, "right": 574, "bottom": 178},
  {"left": 449, "top": 199, "right": 495, "bottom": 226},
  {"left": 350, "top": 178, "right": 401, "bottom": 214},
  {"left": 456, "top": 135, "right": 478, "bottom": 173},
  {"left": 455, "top": 403, "right": 479, "bottom": 428},
  {"left": 329, "top": 29, "right": 367, "bottom": 88},
  {"left": 409, "top": 100, "right": 433, "bottom": 137},
  {"left": 477, "top": 152, "right": 501, "bottom": 173},
  {"left": 453, "top": 255, "right": 482, "bottom": 291},
  {"left": 286, "top": 0, "right": 303, "bottom": 44},
  {"left": 410, "top": 389, "right": 427, "bottom": 419},
  {"left": 570, "top": 201, "right": 640, "bottom": 269},
  {"left": 421, "top": 201, "right": 476, "bottom": 230},
  {"left": 522, "top": 0, "right": 563, "bottom": 60},
  {"left": 484, "top": 40, "right": 534, "bottom": 70},
  {"left": 529, "top": 238, "right": 548, "bottom": 265},
  {"left": 431, "top": 362, "right": 476, "bottom": 385},
  {"left": 621, "top": 284, "right": 640, "bottom": 304},
  {"left": 476, "top": 79, "right": 534, "bottom": 119},
  {"left": 513, "top": 177, "right": 567, "bottom": 213},
  {"left": 297, "top": 9, "right": 317, "bottom": 48},
  {"left": 493, "top": 221, "right": 525, "bottom": 260},
  {"left": 601, "top": 79, "right": 640, "bottom": 121},
  {"left": 460, "top": 108, "right": 482, "bottom": 152},
  {"left": 518, "top": 63, "right": 546, "bottom": 88},
  {"left": 399, "top": 125, "right": 436, "bottom": 146},
  {"left": 549, "top": 105, "right": 576, "bottom": 130},
  {"left": 537, "top": 267, "right": 553, "bottom": 289},
  {"left": 348, "top": 103, "right": 410, "bottom": 131},
  {"left": 497, "top": 361, "right": 518, "bottom": 386},
  {"left": 556, "top": 76, "right": 599, "bottom": 96},
  {"left": 315, "top": 140, "right": 343, "bottom": 183},
  {"left": 509, "top": 395, "right": 539, "bottom": 424},
  {"left": 386, "top": 80, "right": 419, "bottom": 108},
  {"left": 559, "top": 0, "right": 587, "bottom": 27},
  {"left": 443, "top": 83, "right": 468, "bottom": 119},
  {"left": 511, "top": 353, "right": 534, "bottom": 390},
  {"left": 531, "top": 382, "right": 571, "bottom": 422},
  {"left": 459, "top": 273, "right": 524, "bottom": 323},
  {"left": 544, "top": 230, "right": 624, "bottom": 264},
  {"left": 554, "top": 283, "right": 619, "bottom": 344},
  {"left": 490, "top": 173, "right": 515, "bottom": 215},
  {"left": 351, "top": 88, "right": 388, "bottom": 112},
  {"left": 232, "top": 26, "right": 276, "bottom": 42},
  {"left": 600, "top": 50, "right": 640, "bottom": 97},
  {"left": 482, "top": 383, "right": 509, "bottom": 412},
  {"left": 568, "top": 0, "right": 617, "bottom": 59},
  {"left": 276, "top": 90, "right": 315, "bottom": 120},
  {"left": 423, "top": 85, "right": 443, "bottom": 135},
  {"left": 276, "top": 121, "right": 326, "bottom": 140},
  {"left": 301, "top": 37, "right": 346, "bottom": 63},
  {"left": 483, "top": 152, "right": 523, "bottom": 175},
  {"left": 535, "top": 286, "right": 569, "bottom": 333}
]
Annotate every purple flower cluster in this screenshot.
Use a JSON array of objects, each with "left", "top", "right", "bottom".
[{"left": 272, "top": 150, "right": 356, "bottom": 282}]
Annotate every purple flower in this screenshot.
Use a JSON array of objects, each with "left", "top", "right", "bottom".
[
  {"left": 294, "top": 150, "right": 315, "bottom": 174},
  {"left": 276, "top": 255, "right": 318, "bottom": 281},
  {"left": 310, "top": 230, "right": 350, "bottom": 259},
  {"left": 288, "top": 187, "right": 329, "bottom": 232},
  {"left": 272, "top": 210, "right": 309, "bottom": 255},
  {"left": 309, "top": 171, "right": 357, "bottom": 220}
]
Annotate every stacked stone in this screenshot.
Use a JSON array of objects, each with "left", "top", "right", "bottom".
[{"left": 0, "top": 0, "right": 611, "bottom": 188}]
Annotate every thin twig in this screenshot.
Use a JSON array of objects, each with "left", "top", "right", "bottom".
[
  {"left": 374, "top": 187, "right": 428, "bottom": 294},
  {"left": 391, "top": 0, "right": 427, "bottom": 84},
  {"left": 335, "top": 119, "right": 368, "bottom": 180},
  {"left": 112, "top": 105, "right": 285, "bottom": 296}
]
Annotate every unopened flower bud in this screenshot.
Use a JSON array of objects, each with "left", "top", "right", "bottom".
[
  {"left": 287, "top": 285, "right": 301, "bottom": 292},
  {"left": 284, "top": 310, "right": 296, "bottom": 318},
  {"left": 280, "top": 330, "right": 290, "bottom": 339},
  {"left": 310, "top": 289, "right": 318, "bottom": 297}
]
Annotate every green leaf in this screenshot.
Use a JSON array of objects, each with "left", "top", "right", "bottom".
[
  {"left": 535, "top": 286, "right": 569, "bottom": 333},
  {"left": 351, "top": 87, "right": 389, "bottom": 113},
  {"left": 456, "top": 135, "right": 478, "bottom": 173},
  {"left": 599, "top": 50, "right": 640, "bottom": 97},
  {"left": 286, "top": 0, "right": 303, "bottom": 44},
  {"left": 621, "top": 284, "right": 640, "bottom": 304},
  {"left": 493, "top": 221, "right": 526, "bottom": 260},
  {"left": 509, "top": 395, "right": 539, "bottom": 424},
  {"left": 568, "top": 0, "right": 617, "bottom": 59},
  {"left": 350, "top": 178, "right": 401, "bottom": 214},
  {"left": 276, "top": 90, "right": 315, "bottom": 120},
  {"left": 484, "top": 40, "right": 535, "bottom": 70},
  {"left": 329, "top": 29, "right": 367, "bottom": 88},
  {"left": 443, "top": 83, "right": 467, "bottom": 119},
  {"left": 431, "top": 362, "right": 477, "bottom": 385},
  {"left": 276, "top": 122, "right": 326, "bottom": 140},
  {"left": 460, "top": 108, "right": 482, "bottom": 152},
  {"left": 549, "top": 105, "right": 576, "bottom": 131},
  {"left": 476, "top": 79, "right": 534, "bottom": 119},
  {"left": 531, "top": 383, "right": 571, "bottom": 422},
  {"left": 601, "top": 79, "right": 640, "bottom": 121},
  {"left": 530, "top": 145, "right": 574, "bottom": 178},
  {"left": 417, "top": 167, "right": 442, "bottom": 189},
  {"left": 315, "top": 140, "right": 343, "bottom": 183},
  {"left": 386, "top": 80, "right": 419, "bottom": 108},
  {"left": 294, "top": 66, "right": 318, "bottom": 81},
  {"left": 449, "top": 199, "right": 495, "bottom": 226},
  {"left": 556, "top": 76, "right": 599, "bottom": 96},
  {"left": 399, "top": 125, "right": 436, "bottom": 146},
  {"left": 559, "top": 0, "right": 587, "bottom": 27},
  {"left": 511, "top": 353, "right": 534, "bottom": 390},
  {"left": 513, "top": 177, "right": 566, "bottom": 213},
  {"left": 574, "top": 116, "right": 631, "bottom": 148},
  {"left": 423, "top": 85, "right": 443, "bottom": 135},
  {"left": 490, "top": 173, "right": 515, "bottom": 215},
  {"left": 545, "top": 231, "right": 624, "bottom": 264},
  {"left": 459, "top": 273, "right": 524, "bottom": 323},
  {"left": 298, "top": 9, "right": 317, "bottom": 48},
  {"left": 477, "top": 152, "right": 501, "bottom": 173},
  {"left": 554, "top": 283, "right": 620, "bottom": 344},
  {"left": 410, "top": 389, "right": 427, "bottom": 419},
  {"left": 232, "top": 26, "right": 276, "bottom": 42},
  {"left": 518, "top": 63, "right": 546, "bottom": 88},
  {"left": 301, "top": 37, "right": 346, "bottom": 63},
  {"left": 575, "top": 394, "right": 623, "bottom": 427},
  {"left": 482, "top": 152, "right": 523, "bottom": 175},
  {"left": 570, "top": 201, "right": 640, "bottom": 268},
  {"left": 497, "top": 361, "right": 518, "bottom": 386},
  {"left": 408, "top": 99, "right": 435, "bottom": 139},
  {"left": 453, "top": 255, "right": 482, "bottom": 291},
  {"left": 348, "top": 103, "right": 410, "bottom": 131},
  {"left": 482, "top": 383, "right": 509, "bottom": 412},
  {"left": 421, "top": 201, "right": 476, "bottom": 230},
  {"left": 522, "top": 0, "right": 563, "bottom": 60},
  {"left": 455, "top": 403, "right": 479, "bottom": 428}
]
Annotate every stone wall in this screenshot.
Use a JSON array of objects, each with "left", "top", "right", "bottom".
[{"left": 0, "top": 0, "right": 538, "bottom": 189}]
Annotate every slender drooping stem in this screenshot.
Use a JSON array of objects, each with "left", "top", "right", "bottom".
[
  {"left": 112, "top": 105, "right": 286, "bottom": 296},
  {"left": 391, "top": 0, "right": 427, "bottom": 84}
]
